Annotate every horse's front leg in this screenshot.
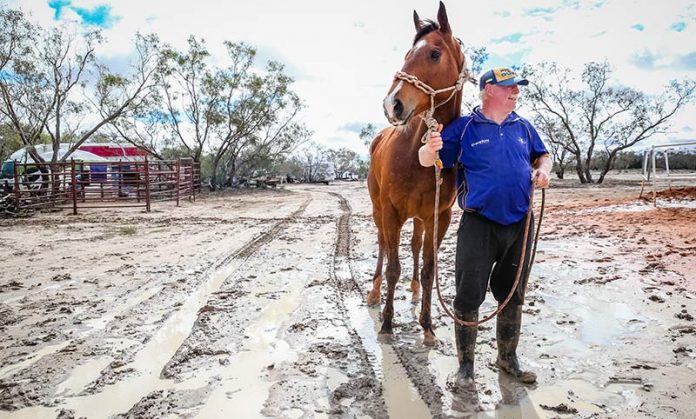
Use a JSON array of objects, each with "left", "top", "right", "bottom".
[
  {"left": 419, "top": 209, "right": 452, "bottom": 346},
  {"left": 380, "top": 213, "right": 403, "bottom": 335}
]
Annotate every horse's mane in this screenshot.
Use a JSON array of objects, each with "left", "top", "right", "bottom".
[{"left": 413, "top": 20, "right": 439, "bottom": 45}]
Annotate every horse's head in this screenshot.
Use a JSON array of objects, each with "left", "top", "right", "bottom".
[{"left": 383, "top": 2, "right": 467, "bottom": 126}]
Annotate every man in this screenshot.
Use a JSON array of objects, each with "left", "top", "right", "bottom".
[{"left": 419, "top": 67, "right": 552, "bottom": 385}]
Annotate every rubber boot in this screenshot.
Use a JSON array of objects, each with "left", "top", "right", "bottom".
[
  {"left": 496, "top": 304, "right": 537, "bottom": 384},
  {"left": 454, "top": 309, "right": 478, "bottom": 385}
]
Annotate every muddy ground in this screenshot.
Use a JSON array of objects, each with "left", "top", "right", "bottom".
[{"left": 0, "top": 176, "right": 694, "bottom": 418}]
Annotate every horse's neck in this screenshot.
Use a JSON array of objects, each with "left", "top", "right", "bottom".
[
  {"left": 434, "top": 93, "right": 462, "bottom": 126},
  {"left": 405, "top": 96, "right": 462, "bottom": 156}
]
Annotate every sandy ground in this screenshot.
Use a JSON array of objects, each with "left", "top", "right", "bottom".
[{"left": 0, "top": 176, "right": 694, "bottom": 418}]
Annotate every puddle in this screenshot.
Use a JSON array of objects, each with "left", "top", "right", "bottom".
[
  {"left": 57, "top": 257, "right": 244, "bottom": 418},
  {"left": 583, "top": 199, "right": 696, "bottom": 213},
  {"left": 526, "top": 378, "right": 627, "bottom": 416},
  {"left": 341, "top": 269, "right": 431, "bottom": 418},
  {"left": 542, "top": 294, "right": 641, "bottom": 345},
  {"left": 81, "top": 285, "right": 164, "bottom": 334},
  {"left": 0, "top": 406, "right": 56, "bottom": 419},
  {"left": 0, "top": 342, "right": 70, "bottom": 381},
  {"left": 193, "top": 269, "right": 306, "bottom": 418},
  {"left": 2, "top": 281, "right": 76, "bottom": 305},
  {"left": 55, "top": 356, "right": 113, "bottom": 396}
]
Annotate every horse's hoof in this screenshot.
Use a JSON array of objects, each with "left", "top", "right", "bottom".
[
  {"left": 423, "top": 332, "right": 438, "bottom": 347},
  {"left": 379, "top": 323, "right": 393, "bottom": 335},
  {"left": 366, "top": 292, "right": 380, "bottom": 306}
]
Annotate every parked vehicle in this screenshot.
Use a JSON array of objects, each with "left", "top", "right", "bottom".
[{"left": 305, "top": 162, "right": 335, "bottom": 185}]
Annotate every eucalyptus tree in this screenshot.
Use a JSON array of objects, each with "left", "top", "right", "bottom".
[
  {"left": 0, "top": 8, "right": 160, "bottom": 163},
  {"left": 210, "top": 50, "right": 305, "bottom": 188},
  {"left": 229, "top": 121, "right": 311, "bottom": 185},
  {"left": 532, "top": 113, "right": 573, "bottom": 179},
  {"left": 156, "top": 36, "right": 223, "bottom": 163},
  {"left": 297, "top": 142, "right": 329, "bottom": 183},
  {"left": 522, "top": 62, "right": 588, "bottom": 182},
  {"left": 326, "top": 147, "right": 362, "bottom": 177},
  {"left": 523, "top": 61, "right": 695, "bottom": 183}
]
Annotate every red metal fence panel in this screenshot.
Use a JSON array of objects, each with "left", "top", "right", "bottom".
[{"left": 10, "top": 158, "right": 201, "bottom": 215}]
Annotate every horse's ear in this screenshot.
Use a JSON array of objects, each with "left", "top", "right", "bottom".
[
  {"left": 437, "top": 1, "right": 451, "bottom": 34},
  {"left": 413, "top": 10, "right": 423, "bottom": 30}
]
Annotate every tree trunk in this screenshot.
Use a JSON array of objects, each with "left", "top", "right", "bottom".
[
  {"left": 597, "top": 150, "right": 618, "bottom": 184},
  {"left": 209, "top": 155, "right": 222, "bottom": 191},
  {"left": 228, "top": 160, "right": 238, "bottom": 187},
  {"left": 574, "top": 153, "right": 588, "bottom": 183}
]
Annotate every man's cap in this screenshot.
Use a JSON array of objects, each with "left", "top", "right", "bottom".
[{"left": 479, "top": 67, "right": 529, "bottom": 91}]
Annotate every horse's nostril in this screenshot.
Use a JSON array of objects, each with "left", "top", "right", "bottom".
[{"left": 393, "top": 98, "right": 404, "bottom": 119}]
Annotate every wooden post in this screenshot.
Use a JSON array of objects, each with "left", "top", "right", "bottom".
[
  {"left": 70, "top": 159, "right": 78, "bottom": 215},
  {"left": 144, "top": 156, "right": 151, "bottom": 212}
]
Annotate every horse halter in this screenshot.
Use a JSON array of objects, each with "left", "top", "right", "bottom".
[{"left": 392, "top": 41, "right": 476, "bottom": 144}]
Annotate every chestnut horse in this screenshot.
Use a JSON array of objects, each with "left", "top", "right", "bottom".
[{"left": 366, "top": 2, "right": 468, "bottom": 345}]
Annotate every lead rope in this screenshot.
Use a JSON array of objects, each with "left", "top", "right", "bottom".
[{"left": 433, "top": 170, "right": 545, "bottom": 327}]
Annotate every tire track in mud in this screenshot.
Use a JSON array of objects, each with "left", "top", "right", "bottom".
[
  {"left": 331, "top": 190, "right": 457, "bottom": 418},
  {"left": 232, "top": 195, "right": 313, "bottom": 261},
  {"left": 117, "top": 194, "right": 316, "bottom": 416},
  {"left": 158, "top": 196, "right": 314, "bottom": 379},
  {"left": 326, "top": 191, "right": 388, "bottom": 418},
  {"left": 113, "top": 192, "right": 323, "bottom": 418},
  {"left": 0, "top": 194, "right": 315, "bottom": 418}
]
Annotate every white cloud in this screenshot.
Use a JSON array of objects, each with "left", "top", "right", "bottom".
[{"left": 6, "top": 0, "right": 696, "bottom": 152}]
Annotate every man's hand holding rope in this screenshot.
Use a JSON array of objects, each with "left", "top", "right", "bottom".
[
  {"left": 418, "top": 124, "right": 444, "bottom": 168},
  {"left": 532, "top": 156, "right": 552, "bottom": 189}
]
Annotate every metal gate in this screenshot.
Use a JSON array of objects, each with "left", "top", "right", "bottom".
[{"left": 9, "top": 157, "right": 201, "bottom": 215}]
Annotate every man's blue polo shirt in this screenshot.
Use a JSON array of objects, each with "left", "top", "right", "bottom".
[{"left": 439, "top": 106, "right": 548, "bottom": 225}]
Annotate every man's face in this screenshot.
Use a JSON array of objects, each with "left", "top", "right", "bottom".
[{"left": 485, "top": 84, "right": 520, "bottom": 113}]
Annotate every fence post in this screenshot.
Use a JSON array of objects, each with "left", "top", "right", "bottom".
[
  {"left": 144, "top": 156, "right": 151, "bottom": 212},
  {"left": 13, "top": 159, "right": 20, "bottom": 203},
  {"left": 192, "top": 160, "right": 197, "bottom": 202},
  {"left": 117, "top": 159, "right": 123, "bottom": 198},
  {"left": 70, "top": 158, "right": 78, "bottom": 215},
  {"left": 176, "top": 158, "right": 181, "bottom": 207}
]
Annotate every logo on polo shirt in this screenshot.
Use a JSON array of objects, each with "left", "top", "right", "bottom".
[
  {"left": 518, "top": 137, "right": 527, "bottom": 145},
  {"left": 471, "top": 138, "right": 490, "bottom": 147}
]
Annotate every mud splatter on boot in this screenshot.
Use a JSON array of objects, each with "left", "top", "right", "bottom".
[
  {"left": 496, "top": 304, "right": 537, "bottom": 384},
  {"left": 452, "top": 309, "right": 478, "bottom": 389}
]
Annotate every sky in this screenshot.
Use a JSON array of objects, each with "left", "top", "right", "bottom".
[{"left": 6, "top": 0, "right": 696, "bottom": 154}]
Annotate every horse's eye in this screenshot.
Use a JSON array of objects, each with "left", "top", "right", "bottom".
[{"left": 430, "top": 49, "right": 441, "bottom": 61}]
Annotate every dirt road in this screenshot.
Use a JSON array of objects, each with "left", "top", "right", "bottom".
[{"left": 1, "top": 181, "right": 695, "bottom": 418}]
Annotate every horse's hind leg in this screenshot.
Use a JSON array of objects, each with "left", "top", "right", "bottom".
[
  {"left": 367, "top": 230, "right": 384, "bottom": 306},
  {"left": 410, "top": 218, "right": 424, "bottom": 302}
]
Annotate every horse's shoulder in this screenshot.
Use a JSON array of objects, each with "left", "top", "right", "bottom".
[{"left": 369, "top": 127, "right": 394, "bottom": 155}]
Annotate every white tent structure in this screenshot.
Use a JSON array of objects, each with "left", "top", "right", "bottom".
[{"left": 8, "top": 145, "right": 108, "bottom": 163}]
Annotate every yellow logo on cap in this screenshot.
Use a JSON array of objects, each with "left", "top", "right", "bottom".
[{"left": 493, "top": 68, "right": 516, "bottom": 82}]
